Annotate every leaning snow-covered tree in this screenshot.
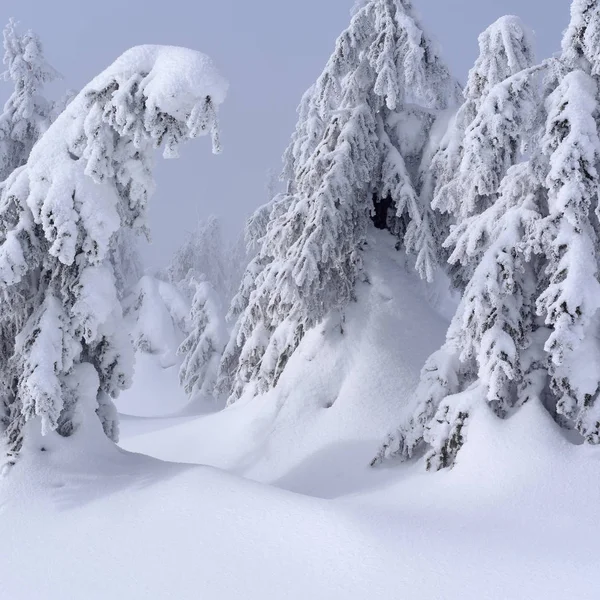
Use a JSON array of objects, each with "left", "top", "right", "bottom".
[
  {"left": 218, "top": 0, "right": 461, "bottom": 402},
  {"left": 0, "top": 19, "right": 59, "bottom": 183},
  {"left": 0, "top": 45, "right": 227, "bottom": 462},
  {"left": 178, "top": 276, "right": 228, "bottom": 407},
  {"left": 375, "top": 0, "right": 600, "bottom": 470}
]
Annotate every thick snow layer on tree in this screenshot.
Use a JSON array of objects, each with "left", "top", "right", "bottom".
[
  {"left": 1, "top": 232, "right": 599, "bottom": 599},
  {"left": 83, "top": 45, "right": 228, "bottom": 123}
]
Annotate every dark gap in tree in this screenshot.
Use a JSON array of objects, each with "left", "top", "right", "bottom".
[{"left": 372, "top": 194, "right": 392, "bottom": 230}]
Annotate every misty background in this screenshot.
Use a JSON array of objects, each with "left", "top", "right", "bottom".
[{"left": 0, "top": 0, "right": 567, "bottom": 267}]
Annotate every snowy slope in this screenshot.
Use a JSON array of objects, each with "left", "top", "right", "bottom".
[
  {"left": 2, "top": 393, "right": 600, "bottom": 599},
  {"left": 119, "top": 231, "right": 450, "bottom": 494},
  {"left": 3, "top": 230, "right": 599, "bottom": 599}
]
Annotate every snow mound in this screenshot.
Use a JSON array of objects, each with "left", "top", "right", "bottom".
[
  {"left": 120, "top": 231, "right": 449, "bottom": 494},
  {"left": 6, "top": 319, "right": 598, "bottom": 600},
  {"left": 4, "top": 230, "right": 600, "bottom": 599}
]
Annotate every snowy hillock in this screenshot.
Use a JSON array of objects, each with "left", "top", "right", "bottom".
[
  {"left": 4, "top": 397, "right": 600, "bottom": 600},
  {"left": 119, "top": 231, "right": 450, "bottom": 493},
  {"left": 97, "top": 231, "right": 600, "bottom": 600}
]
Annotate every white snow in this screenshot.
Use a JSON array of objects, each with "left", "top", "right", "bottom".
[
  {"left": 1, "top": 232, "right": 598, "bottom": 599},
  {"left": 1, "top": 7, "right": 599, "bottom": 599}
]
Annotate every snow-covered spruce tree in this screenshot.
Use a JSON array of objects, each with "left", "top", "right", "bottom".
[
  {"left": 424, "top": 16, "right": 536, "bottom": 287},
  {"left": 110, "top": 228, "right": 144, "bottom": 299},
  {"left": 375, "top": 0, "right": 600, "bottom": 470},
  {"left": 529, "top": 68, "right": 600, "bottom": 442},
  {"left": 373, "top": 160, "right": 547, "bottom": 469},
  {"left": 124, "top": 274, "right": 191, "bottom": 368},
  {"left": 0, "top": 19, "right": 59, "bottom": 182},
  {"left": 178, "top": 276, "right": 227, "bottom": 406},
  {"left": 0, "top": 45, "right": 227, "bottom": 461},
  {"left": 223, "top": 230, "right": 250, "bottom": 305},
  {"left": 218, "top": 0, "right": 460, "bottom": 402},
  {"left": 167, "top": 215, "right": 227, "bottom": 301},
  {"left": 431, "top": 16, "right": 535, "bottom": 216},
  {"left": 0, "top": 22, "right": 63, "bottom": 423},
  {"left": 215, "top": 192, "right": 292, "bottom": 398}
]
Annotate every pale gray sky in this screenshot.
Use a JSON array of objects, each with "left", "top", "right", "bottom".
[{"left": 0, "top": 0, "right": 568, "bottom": 266}]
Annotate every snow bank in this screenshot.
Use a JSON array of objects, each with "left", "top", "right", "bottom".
[
  {"left": 119, "top": 231, "right": 449, "bottom": 493},
  {"left": 4, "top": 330, "right": 599, "bottom": 600},
  {"left": 3, "top": 228, "right": 599, "bottom": 599}
]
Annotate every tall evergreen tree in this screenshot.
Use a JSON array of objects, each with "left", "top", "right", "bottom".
[
  {"left": 178, "top": 277, "right": 227, "bottom": 407},
  {"left": 110, "top": 228, "right": 145, "bottom": 300},
  {"left": 219, "top": 0, "right": 460, "bottom": 403},
  {"left": 0, "top": 45, "right": 226, "bottom": 462},
  {"left": 425, "top": 16, "right": 537, "bottom": 287},
  {"left": 0, "top": 19, "right": 58, "bottom": 182},
  {"left": 531, "top": 69, "right": 600, "bottom": 442},
  {"left": 167, "top": 215, "right": 228, "bottom": 301}
]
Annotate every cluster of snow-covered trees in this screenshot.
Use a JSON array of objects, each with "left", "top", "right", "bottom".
[
  {"left": 3, "top": 0, "right": 600, "bottom": 475},
  {"left": 221, "top": 0, "right": 600, "bottom": 471},
  {"left": 124, "top": 214, "right": 246, "bottom": 409},
  {"left": 372, "top": 0, "right": 600, "bottom": 469},
  {"left": 218, "top": 1, "right": 535, "bottom": 412}
]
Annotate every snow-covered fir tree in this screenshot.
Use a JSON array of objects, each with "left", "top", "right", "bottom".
[
  {"left": 0, "top": 45, "right": 227, "bottom": 461},
  {"left": 178, "top": 276, "right": 228, "bottom": 406},
  {"left": 124, "top": 274, "right": 190, "bottom": 368},
  {"left": 218, "top": 0, "right": 461, "bottom": 403},
  {"left": 0, "top": 19, "right": 59, "bottom": 182},
  {"left": 426, "top": 16, "right": 536, "bottom": 286},
  {"left": 375, "top": 0, "right": 600, "bottom": 470},
  {"left": 167, "top": 215, "right": 228, "bottom": 301},
  {"left": 530, "top": 68, "right": 600, "bottom": 442},
  {"left": 110, "top": 228, "right": 145, "bottom": 300},
  {"left": 224, "top": 230, "right": 251, "bottom": 304},
  {"left": 373, "top": 161, "right": 545, "bottom": 469},
  {"left": 431, "top": 15, "right": 535, "bottom": 215},
  {"left": 163, "top": 213, "right": 249, "bottom": 399}
]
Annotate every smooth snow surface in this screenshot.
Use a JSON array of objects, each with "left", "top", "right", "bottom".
[
  {"left": 120, "top": 232, "right": 449, "bottom": 493},
  {"left": 2, "top": 232, "right": 599, "bottom": 599}
]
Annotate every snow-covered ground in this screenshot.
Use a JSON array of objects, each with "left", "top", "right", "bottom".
[{"left": 1, "top": 232, "right": 599, "bottom": 599}]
